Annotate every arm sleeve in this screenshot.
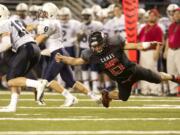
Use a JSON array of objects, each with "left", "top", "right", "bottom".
[
  {"left": 108, "top": 34, "right": 125, "bottom": 49},
  {"left": 80, "top": 49, "right": 92, "bottom": 62}
]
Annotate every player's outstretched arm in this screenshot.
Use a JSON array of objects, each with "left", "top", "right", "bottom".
[
  {"left": 55, "top": 53, "right": 87, "bottom": 66},
  {"left": 125, "top": 41, "right": 162, "bottom": 50}
]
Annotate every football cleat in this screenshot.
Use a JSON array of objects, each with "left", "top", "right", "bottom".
[
  {"left": 101, "top": 90, "right": 112, "bottom": 108},
  {"left": 36, "top": 100, "right": 46, "bottom": 106},
  {"left": 61, "top": 96, "right": 78, "bottom": 107},
  {"left": 171, "top": 75, "right": 180, "bottom": 84},
  {"left": 36, "top": 79, "right": 47, "bottom": 101},
  {"left": 34, "top": 89, "right": 46, "bottom": 106},
  {"left": 89, "top": 92, "right": 102, "bottom": 105}
]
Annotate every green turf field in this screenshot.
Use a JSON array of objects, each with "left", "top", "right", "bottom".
[{"left": 0, "top": 90, "right": 180, "bottom": 135}]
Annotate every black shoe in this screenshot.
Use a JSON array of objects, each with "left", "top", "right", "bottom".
[
  {"left": 101, "top": 90, "right": 112, "bottom": 108},
  {"left": 171, "top": 75, "right": 180, "bottom": 84}
]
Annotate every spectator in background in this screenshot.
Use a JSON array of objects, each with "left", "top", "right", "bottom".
[
  {"left": 164, "top": 8, "right": 180, "bottom": 96},
  {"left": 157, "top": 4, "right": 179, "bottom": 95},
  {"left": 138, "top": 9, "right": 163, "bottom": 96}
]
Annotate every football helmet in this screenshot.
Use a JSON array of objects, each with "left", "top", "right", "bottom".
[
  {"left": 58, "top": 7, "right": 71, "bottom": 23},
  {"left": 138, "top": 8, "right": 146, "bottom": 16},
  {"left": 16, "top": 3, "right": 28, "bottom": 11},
  {"left": 81, "top": 8, "right": 93, "bottom": 24},
  {"left": 0, "top": 4, "right": 10, "bottom": 21},
  {"left": 29, "top": 5, "right": 40, "bottom": 12},
  {"left": 41, "top": 2, "right": 58, "bottom": 19},
  {"left": 91, "top": 4, "right": 102, "bottom": 17},
  {"left": 59, "top": 7, "right": 72, "bottom": 18},
  {"left": 29, "top": 5, "right": 41, "bottom": 18},
  {"left": 167, "top": 4, "right": 179, "bottom": 17},
  {"left": 89, "top": 31, "right": 105, "bottom": 53}
]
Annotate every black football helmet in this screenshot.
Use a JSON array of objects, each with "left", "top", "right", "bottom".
[
  {"left": 89, "top": 31, "right": 105, "bottom": 47},
  {"left": 89, "top": 31, "right": 106, "bottom": 53}
]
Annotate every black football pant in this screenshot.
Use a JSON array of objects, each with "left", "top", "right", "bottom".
[{"left": 117, "top": 65, "right": 162, "bottom": 101}]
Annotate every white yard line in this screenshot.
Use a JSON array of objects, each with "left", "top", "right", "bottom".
[
  {"left": 1, "top": 91, "right": 180, "bottom": 99},
  {"left": 0, "top": 117, "right": 180, "bottom": 121},
  {"left": 0, "top": 131, "right": 180, "bottom": 135},
  {"left": 0, "top": 106, "right": 178, "bottom": 109},
  {"left": 15, "top": 114, "right": 42, "bottom": 116},
  {"left": 0, "top": 99, "right": 180, "bottom": 102}
]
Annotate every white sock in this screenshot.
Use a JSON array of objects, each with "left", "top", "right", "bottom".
[
  {"left": 87, "top": 91, "right": 98, "bottom": 100},
  {"left": 87, "top": 91, "right": 92, "bottom": 96},
  {"left": 82, "top": 71, "right": 90, "bottom": 90},
  {"left": 92, "top": 81, "right": 99, "bottom": 91},
  {"left": 9, "top": 93, "right": 19, "bottom": 108},
  {"left": 61, "top": 89, "right": 74, "bottom": 99},
  {"left": 88, "top": 91, "right": 96, "bottom": 96},
  {"left": 105, "top": 81, "right": 111, "bottom": 88},
  {"left": 84, "top": 81, "right": 90, "bottom": 90},
  {"left": 26, "top": 79, "right": 39, "bottom": 88},
  {"left": 91, "top": 71, "right": 98, "bottom": 91}
]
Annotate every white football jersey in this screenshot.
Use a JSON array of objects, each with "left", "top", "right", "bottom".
[
  {"left": 79, "top": 20, "right": 103, "bottom": 49},
  {"left": 0, "top": 19, "right": 35, "bottom": 52},
  {"left": 104, "top": 15, "right": 126, "bottom": 39},
  {"left": 37, "top": 19, "right": 63, "bottom": 53},
  {"left": 60, "top": 19, "right": 81, "bottom": 47}
]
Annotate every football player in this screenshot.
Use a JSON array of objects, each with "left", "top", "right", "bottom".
[
  {"left": 0, "top": 4, "right": 47, "bottom": 112},
  {"left": 78, "top": 8, "right": 103, "bottom": 93},
  {"left": 55, "top": 31, "right": 180, "bottom": 108},
  {"left": 36, "top": 3, "right": 100, "bottom": 106}
]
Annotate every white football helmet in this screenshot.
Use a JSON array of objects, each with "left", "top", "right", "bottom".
[
  {"left": 167, "top": 4, "right": 179, "bottom": 12},
  {"left": 92, "top": 5, "right": 102, "bottom": 14},
  {"left": 108, "top": 4, "right": 115, "bottom": 13},
  {"left": 139, "top": 8, "right": 146, "bottom": 15},
  {"left": 81, "top": 8, "right": 93, "bottom": 15},
  {"left": 107, "top": 4, "right": 115, "bottom": 19},
  {"left": 16, "top": 3, "right": 28, "bottom": 11},
  {"left": 29, "top": 5, "right": 41, "bottom": 12},
  {"left": 81, "top": 8, "right": 93, "bottom": 23},
  {"left": 42, "top": 2, "right": 58, "bottom": 19},
  {"left": 0, "top": 4, "right": 10, "bottom": 21},
  {"left": 59, "top": 7, "right": 72, "bottom": 18},
  {"left": 167, "top": 4, "right": 179, "bottom": 17},
  {"left": 97, "top": 8, "right": 108, "bottom": 18}
]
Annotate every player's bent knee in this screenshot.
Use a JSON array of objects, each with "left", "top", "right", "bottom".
[{"left": 7, "top": 80, "right": 14, "bottom": 87}]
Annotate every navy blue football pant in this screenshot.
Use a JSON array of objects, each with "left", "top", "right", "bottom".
[
  {"left": 6, "top": 42, "right": 40, "bottom": 81},
  {"left": 42, "top": 48, "right": 76, "bottom": 88}
]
